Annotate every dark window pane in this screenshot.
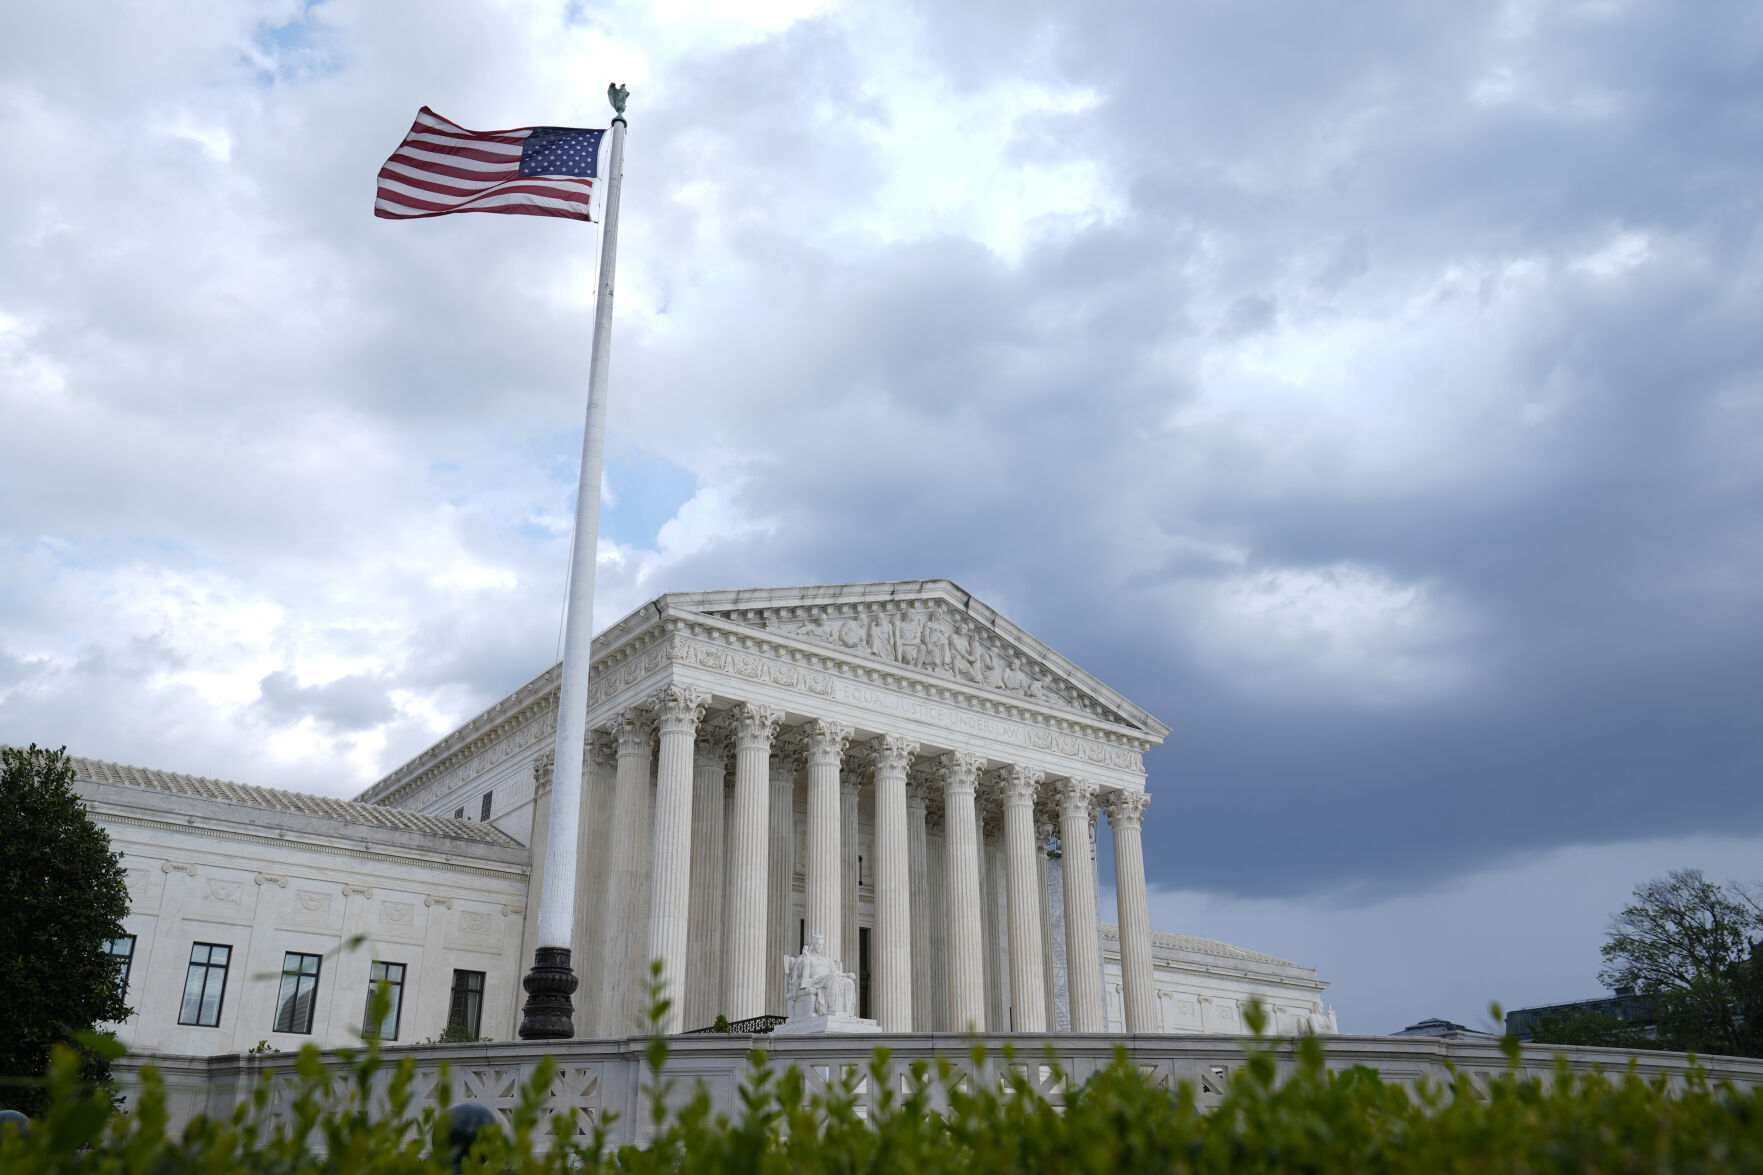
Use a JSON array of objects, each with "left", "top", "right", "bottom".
[
  {"left": 365, "top": 961, "right": 406, "bottom": 1041},
  {"left": 104, "top": 936, "right": 136, "bottom": 999},
  {"left": 179, "top": 942, "right": 230, "bottom": 1027},
  {"left": 449, "top": 970, "right": 485, "bottom": 1038},
  {"left": 273, "top": 953, "right": 322, "bottom": 1034},
  {"left": 480, "top": 791, "right": 492, "bottom": 821}
]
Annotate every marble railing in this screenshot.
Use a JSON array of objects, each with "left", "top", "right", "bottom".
[{"left": 118, "top": 1032, "right": 1763, "bottom": 1148}]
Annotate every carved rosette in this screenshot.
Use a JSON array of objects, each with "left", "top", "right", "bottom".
[
  {"left": 733, "top": 702, "right": 785, "bottom": 751},
  {"left": 936, "top": 749, "right": 984, "bottom": 797},
  {"left": 804, "top": 717, "right": 854, "bottom": 767},
  {"left": 1106, "top": 789, "right": 1152, "bottom": 830},
  {"left": 652, "top": 685, "right": 710, "bottom": 735}
]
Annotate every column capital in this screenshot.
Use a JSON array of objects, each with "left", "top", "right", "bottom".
[
  {"left": 533, "top": 749, "right": 556, "bottom": 791},
  {"left": 1106, "top": 789, "right": 1152, "bottom": 830},
  {"left": 613, "top": 707, "right": 653, "bottom": 754},
  {"left": 651, "top": 684, "right": 711, "bottom": 734},
  {"left": 905, "top": 777, "right": 933, "bottom": 813},
  {"left": 1055, "top": 777, "right": 1100, "bottom": 813},
  {"left": 872, "top": 734, "right": 920, "bottom": 777},
  {"left": 998, "top": 764, "right": 1044, "bottom": 807},
  {"left": 732, "top": 702, "right": 785, "bottom": 751},
  {"left": 805, "top": 717, "right": 854, "bottom": 765},
  {"left": 590, "top": 730, "right": 619, "bottom": 769},
  {"left": 936, "top": 749, "right": 984, "bottom": 795}
]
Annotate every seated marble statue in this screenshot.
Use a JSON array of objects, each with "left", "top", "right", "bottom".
[{"left": 783, "top": 932, "right": 858, "bottom": 1020}]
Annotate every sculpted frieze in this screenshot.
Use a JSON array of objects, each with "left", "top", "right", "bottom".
[{"left": 711, "top": 600, "right": 1125, "bottom": 722}]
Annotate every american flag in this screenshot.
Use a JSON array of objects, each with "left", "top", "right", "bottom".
[{"left": 375, "top": 107, "right": 606, "bottom": 222}]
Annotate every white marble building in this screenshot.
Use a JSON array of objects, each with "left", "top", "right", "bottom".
[{"left": 80, "top": 580, "right": 1335, "bottom": 1052}]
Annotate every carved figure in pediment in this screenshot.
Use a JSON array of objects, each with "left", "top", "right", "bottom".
[
  {"left": 979, "top": 647, "right": 1003, "bottom": 688},
  {"left": 866, "top": 613, "right": 896, "bottom": 661},
  {"left": 951, "top": 628, "right": 985, "bottom": 684},
  {"left": 925, "top": 611, "right": 954, "bottom": 672},
  {"left": 836, "top": 617, "right": 866, "bottom": 649},
  {"left": 895, "top": 607, "right": 925, "bottom": 667}
]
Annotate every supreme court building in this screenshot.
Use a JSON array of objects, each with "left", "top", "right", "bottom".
[{"left": 82, "top": 580, "right": 1336, "bottom": 1054}]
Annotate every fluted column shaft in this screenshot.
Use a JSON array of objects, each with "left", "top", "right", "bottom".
[
  {"left": 1000, "top": 767, "right": 1047, "bottom": 1031},
  {"left": 804, "top": 719, "right": 852, "bottom": 958},
  {"left": 600, "top": 710, "right": 653, "bottom": 1032},
  {"left": 765, "top": 753, "right": 798, "bottom": 1014},
  {"left": 906, "top": 781, "right": 933, "bottom": 1031},
  {"left": 841, "top": 773, "right": 861, "bottom": 973},
  {"left": 939, "top": 751, "right": 987, "bottom": 1031},
  {"left": 684, "top": 732, "right": 727, "bottom": 1029},
  {"left": 1109, "top": 790, "right": 1157, "bottom": 1033},
  {"left": 1058, "top": 779, "right": 1104, "bottom": 1031},
  {"left": 647, "top": 687, "right": 708, "bottom": 1033},
  {"left": 871, "top": 735, "right": 917, "bottom": 1031},
  {"left": 725, "top": 704, "right": 781, "bottom": 1020}
]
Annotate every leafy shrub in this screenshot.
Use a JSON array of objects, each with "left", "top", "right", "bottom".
[{"left": 4, "top": 996, "right": 1762, "bottom": 1173}]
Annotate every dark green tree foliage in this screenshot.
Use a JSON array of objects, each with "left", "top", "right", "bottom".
[
  {"left": 0, "top": 745, "right": 131, "bottom": 1114},
  {"left": 1591, "top": 869, "right": 1763, "bottom": 1058}
]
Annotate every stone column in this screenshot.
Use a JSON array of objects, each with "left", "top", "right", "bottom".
[
  {"left": 1035, "top": 811, "right": 1059, "bottom": 1031},
  {"left": 871, "top": 735, "right": 917, "bottom": 1031},
  {"left": 999, "top": 766, "right": 1047, "bottom": 1032},
  {"left": 1108, "top": 790, "right": 1156, "bottom": 1033},
  {"left": 684, "top": 721, "right": 728, "bottom": 1030},
  {"left": 938, "top": 750, "right": 986, "bottom": 1031},
  {"left": 646, "top": 685, "right": 709, "bottom": 1034},
  {"left": 804, "top": 718, "right": 852, "bottom": 960},
  {"left": 840, "top": 770, "right": 861, "bottom": 976},
  {"left": 725, "top": 703, "right": 782, "bottom": 1021},
  {"left": 905, "top": 778, "right": 933, "bottom": 1031},
  {"left": 575, "top": 734, "right": 618, "bottom": 1036},
  {"left": 926, "top": 802, "right": 949, "bottom": 1031},
  {"left": 600, "top": 708, "right": 653, "bottom": 1032},
  {"left": 765, "top": 742, "right": 800, "bottom": 1014},
  {"left": 1057, "top": 779, "right": 1104, "bottom": 1032},
  {"left": 980, "top": 798, "right": 1008, "bottom": 1028}
]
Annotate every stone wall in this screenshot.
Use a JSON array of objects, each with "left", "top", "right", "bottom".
[{"left": 118, "top": 1033, "right": 1763, "bottom": 1148}]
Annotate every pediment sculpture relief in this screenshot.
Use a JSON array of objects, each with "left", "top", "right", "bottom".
[{"left": 715, "top": 601, "right": 1123, "bottom": 722}]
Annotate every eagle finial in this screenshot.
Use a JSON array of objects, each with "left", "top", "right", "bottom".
[{"left": 607, "top": 83, "right": 629, "bottom": 117}]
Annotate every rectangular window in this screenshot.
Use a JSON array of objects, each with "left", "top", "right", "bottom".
[
  {"left": 363, "top": 961, "right": 406, "bottom": 1041},
  {"left": 103, "top": 935, "right": 136, "bottom": 1001},
  {"left": 454, "top": 807, "right": 466, "bottom": 820},
  {"left": 448, "top": 970, "right": 485, "bottom": 1038},
  {"left": 273, "top": 952, "right": 323, "bottom": 1034},
  {"left": 178, "top": 942, "right": 232, "bottom": 1027},
  {"left": 479, "top": 791, "right": 493, "bottom": 821}
]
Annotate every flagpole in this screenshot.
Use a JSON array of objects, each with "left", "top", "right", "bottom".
[{"left": 519, "top": 86, "right": 628, "bottom": 1040}]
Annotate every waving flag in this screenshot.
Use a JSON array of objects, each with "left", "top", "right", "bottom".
[{"left": 375, "top": 107, "right": 606, "bottom": 221}]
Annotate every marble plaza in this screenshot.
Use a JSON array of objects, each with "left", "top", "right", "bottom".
[{"left": 80, "top": 580, "right": 1338, "bottom": 1054}]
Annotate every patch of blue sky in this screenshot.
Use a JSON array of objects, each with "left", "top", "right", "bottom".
[
  {"left": 249, "top": 2, "right": 342, "bottom": 85},
  {"left": 600, "top": 451, "right": 698, "bottom": 549}
]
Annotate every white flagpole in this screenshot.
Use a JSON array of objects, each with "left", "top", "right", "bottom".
[{"left": 520, "top": 87, "right": 628, "bottom": 1040}]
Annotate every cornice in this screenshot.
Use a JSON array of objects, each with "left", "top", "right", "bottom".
[{"left": 96, "top": 810, "right": 531, "bottom": 884}]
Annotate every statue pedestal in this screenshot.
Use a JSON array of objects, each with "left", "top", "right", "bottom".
[{"left": 771, "top": 1012, "right": 882, "bottom": 1037}]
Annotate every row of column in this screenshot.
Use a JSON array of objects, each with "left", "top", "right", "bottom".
[{"left": 593, "top": 689, "right": 1158, "bottom": 1035}]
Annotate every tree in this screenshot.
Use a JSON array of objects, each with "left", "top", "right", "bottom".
[
  {"left": 0, "top": 745, "right": 131, "bottom": 1114},
  {"left": 1596, "top": 868, "right": 1763, "bottom": 1058}
]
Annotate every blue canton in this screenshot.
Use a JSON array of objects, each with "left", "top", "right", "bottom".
[{"left": 519, "top": 127, "right": 605, "bottom": 178}]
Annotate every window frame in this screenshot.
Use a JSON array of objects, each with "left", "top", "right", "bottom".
[
  {"left": 363, "top": 960, "right": 407, "bottom": 1041},
  {"left": 103, "top": 935, "right": 137, "bottom": 1003},
  {"left": 178, "top": 942, "right": 233, "bottom": 1028},
  {"left": 272, "top": 951, "right": 324, "bottom": 1035},
  {"left": 479, "top": 790, "right": 492, "bottom": 821},
  {"left": 448, "top": 969, "right": 486, "bottom": 1039}
]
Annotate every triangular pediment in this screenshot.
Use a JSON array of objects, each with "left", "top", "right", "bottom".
[{"left": 655, "top": 580, "right": 1169, "bottom": 739}]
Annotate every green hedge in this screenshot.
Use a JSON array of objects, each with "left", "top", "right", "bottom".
[{"left": 4, "top": 1023, "right": 1762, "bottom": 1172}]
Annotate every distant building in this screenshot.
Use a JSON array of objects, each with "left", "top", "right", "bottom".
[
  {"left": 1505, "top": 990, "right": 1656, "bottom": 1041},
  {"left": 1390, "top": 1018, "right": 1498, "bottom": 1041}
]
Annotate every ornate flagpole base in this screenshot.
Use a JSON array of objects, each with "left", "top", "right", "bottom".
[{"left": 518, "top": 947, "right": 578, "bottom": 1040}]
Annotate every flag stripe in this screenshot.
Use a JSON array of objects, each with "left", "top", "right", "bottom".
[{"left": 375, "top": 107, "right": 602, "bottom": 223}]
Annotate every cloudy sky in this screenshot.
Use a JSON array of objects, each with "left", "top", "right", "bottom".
[{"left": 5, "top": 0, "right": 1762, "bottom": 1033}]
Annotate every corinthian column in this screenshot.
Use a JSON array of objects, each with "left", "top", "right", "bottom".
[
  {"left": 765, "top": 742, "right": 799, "bottom": 1014},
  {"left": 871, "top": 735, "right": 918, "bottom": 1031},
  {"left": 725, "top": 703, "right": 782, "bottom": 1020},
  {"left": 684, "top": 723, "right": 728, "bottom": 1030},
  {"left": 804, "top": 718, "right": 852, "bottom": 959},
  {"left": 841, "top": 770, "right": 861, "bottom": 974},
  {"left": 939, "top": 750, "right": 987, "bottom": 1031},
  {"left": 905, "top": 778, "right": 933, "bottom": 1030},
  {"left": 647, "top": 685, "right": 709, "bottom": 1033},
  {"left": 1056, "top": 779, "right": 1104, "bottom": 1032},
  {"left": 600, "top": 708, "right": 652, "bottom": 1032},
  {"left": 1107, "top": 790, "right": 1156, "bottom": 1033},
  {"left": 999, "top": 766, "right": 1047, "bottom": 1031}
]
